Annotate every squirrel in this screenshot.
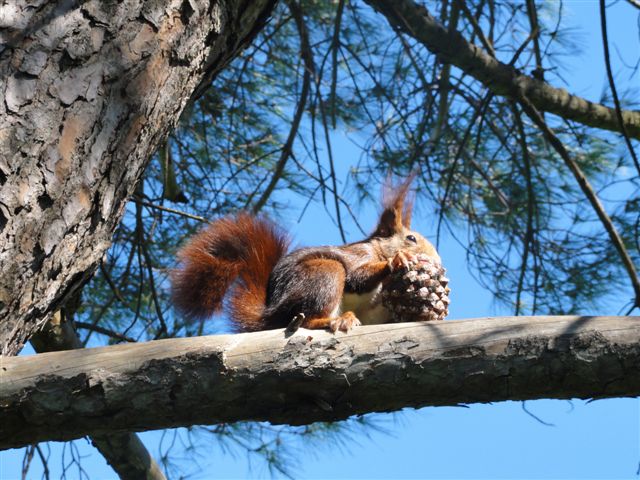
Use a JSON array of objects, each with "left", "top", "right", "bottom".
[{"left": 171, "top": 177, "right": 441, "bottom": 333}]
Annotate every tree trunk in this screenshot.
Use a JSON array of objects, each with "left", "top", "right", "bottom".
[
  {"left": 1, "top": 315, "right": 638, "bottom": 450},
  {"left": 0, "top": 0, "right": 276, "bottom": 356}
]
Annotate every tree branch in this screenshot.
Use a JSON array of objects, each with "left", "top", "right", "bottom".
[
  {"left": 29, "top": 313, "right": 166, "bottom": 480},
  {"left": 598, "top": 0, "right": 640, "bottom": 174},
  {"left": 2, "top": 316, "right": 638, "bottom": 450},
  {"left": 363, "top": 0, "right": 640, "bottom": 139},
  {"left": 251, "top": 0, "right": 312, "bottom": 214},
  {"left": 516, "top": 95, "right": 640, "bottom": 308}
]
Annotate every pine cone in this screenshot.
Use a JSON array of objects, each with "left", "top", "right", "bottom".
[{"left": 381, "top": 254, "right": 450, "bottom": 322}]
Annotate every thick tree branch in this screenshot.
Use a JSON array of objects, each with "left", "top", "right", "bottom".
[
  {"left": 363, "top": 0, "right": 640, "bottom": 139},
  {"left": 2, "top": 315, "right": 638, "bottom": 450},
  {"left": 29, "top": 313, "right": 166, "bottom": 480}
]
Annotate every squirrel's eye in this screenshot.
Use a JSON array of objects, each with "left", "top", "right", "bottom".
[{"left": 406, "top": 235, "right": 417, "bottom": 243}]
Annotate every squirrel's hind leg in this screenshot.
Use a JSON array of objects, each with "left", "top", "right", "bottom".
[
  {"left": 264, "top": 257, "right": 360, "bottom": 332},
  {"left": 304, "top": 311, "right": 361, "bottom": 333}
]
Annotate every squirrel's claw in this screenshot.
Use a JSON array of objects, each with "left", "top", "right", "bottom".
[
  {"left": 329, "top": 311, "right": 361, "bottom": 333},
  {"left": 390, "top": 251, "right": 417, "bottom": 271}
]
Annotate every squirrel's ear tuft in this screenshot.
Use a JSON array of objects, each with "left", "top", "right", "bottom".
[{"left": 372, "top": 173, "right": 416, "bottom": 237}]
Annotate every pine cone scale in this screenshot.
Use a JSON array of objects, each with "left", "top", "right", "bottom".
[{"left": 381, "top": 254, "right": 451, "bottom": 322}]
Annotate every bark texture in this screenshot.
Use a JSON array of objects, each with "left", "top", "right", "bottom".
[
  {"left": 1, "top": 315, "right": 638, "bottom": 450},
  {"left": 0, "top": 0, "right": 276, "bottom": 355},
  {"left": 30, "top": 313, "right": 166, "bottom": 480},
  {"left": 364, "top": 0, "right": 640, "bottom": 139}
]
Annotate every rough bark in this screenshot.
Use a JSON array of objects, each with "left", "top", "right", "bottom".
[
  {"left": 29, "top": 313, "right": 166, "bottom": 480},
  {"left": 1, "top": 315, "right": 638, "bottom": 450},
  {"left": 0, "top": 0, "right": 276, "bottom": 355},
  {"left": 363, "top": 0, "right": 640, "bottom": 139}
]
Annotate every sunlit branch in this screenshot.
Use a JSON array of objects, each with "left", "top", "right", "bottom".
[
  {"left": 4, "top": 316, "right": 638, "bottom": 450},
  {"left": 29, "top": 313, "right": 165, "bottom": 480}
]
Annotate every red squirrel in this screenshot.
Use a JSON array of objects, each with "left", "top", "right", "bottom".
[{"left": 171, "top": 177, "right": 441, "bottom": 332}]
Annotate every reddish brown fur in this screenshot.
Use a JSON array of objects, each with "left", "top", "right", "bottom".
[
  {"left": 300, "top": 258, "right": 345, "bottom": 323},
  {"left": 172, "top": 214, "right": 289, "bottom": 325},
  {"left": 304, "top": 311, "right": 360, "bottom": 332},
  {"left": 372, "top": 174, "right": 416, "bottom": 237},
  {"left": 172, "top": 175, "right": 441, "bottom": 333},
  {"left": 293, "top": 260, "right": 355, "bottom": 332},
  {"left": 229, "top": 222, "right": 290, "bottom": 329}
]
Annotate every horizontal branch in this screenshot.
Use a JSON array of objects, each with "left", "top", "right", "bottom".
[
  {"left": 364, "top": 0, "right": 640, "bottom": 139},
  {"left": 1, "top": 316, "right": 639, "bottom": 450},
  {"left": 29, "top": 313, "right": 166, "bottom": 480}
]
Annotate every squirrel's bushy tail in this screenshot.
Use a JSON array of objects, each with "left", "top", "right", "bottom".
[{"left": 172, "top": 213, "right": 289, "bottom": 329}]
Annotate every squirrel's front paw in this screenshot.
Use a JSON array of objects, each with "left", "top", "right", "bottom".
[
  {"left": 329, "top": 311, "right": 361, "bottom": 333},
  {"left": 390, "top": 251, "right": 417, "bottom": 271}
]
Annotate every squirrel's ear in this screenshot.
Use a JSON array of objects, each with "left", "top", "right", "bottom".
[
  {"left": 372, "top": 174, "right": 415, "bottom": 237},
  {"left": 402, "top": 189, "right": 415, "bottom": 229}
]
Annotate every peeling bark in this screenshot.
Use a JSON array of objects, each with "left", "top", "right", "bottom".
[
  {"left": 1, "top": 315, "right": 638, "bottom": 450},
  {"left": 0, "top": 0, "right": 276, "bottom": 355},
  {"left": 364, "top": 0, "right": 640, "bottom": 139}
]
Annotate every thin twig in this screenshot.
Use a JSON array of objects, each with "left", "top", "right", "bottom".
[
  {"left": 598, "top": 0, "right": 640, "bottom": 176},
  {"left": 431, "top": 1, "right": 459, "bottom": 145},
  {"left": 132, "top": 197, "right": 208, "bottom": 223},
  {"left": 99, "top": 260, "right": 127, "bottom": 304},
  {"left": 21, "top": 445, "right": 35, "bottom": 480},
  {"left": 455, "top": 0, "right": 494, "bottom": 57},
  {"left": 329, "top": 0, "right": 345, "bottom": 128},
  {"left": 289, "top": 0, "right": 347, "bottom": 241},
  {"left": 74, "top": 321, "right": 137, "bottom": 343},
  {"left": 252, "top": 0, "right": 313, "bottom": 213},
  {"left": 512, "top": 103, "right": 537, "bottom": 316},
  {"left": 36, "top": 445, "right": 50, "bottom": 480},
  {"left": 525, "top": 0, "right": 544, "bottom": 80},
  {"left": 135, "top": 187, "right": 167, "bottom": 338},
  {"left": 363, "top": 0, "right": 640, "bottom": 139},
  {"left": 522, "top": 401, "right": 555, "bottom": 427},
  {"left": 436, "top": 93, "right": 493, "bottom": 246},
  {"left": 517, "top": 94, "right": 640, "bottom": 308},
  {"left": 289, "top": 153, "right": 368, "bottom": 236}
]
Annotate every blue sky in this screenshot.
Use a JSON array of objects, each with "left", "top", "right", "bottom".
[{"left": 1, "top": 1, "right": 639, "bottom": 479}]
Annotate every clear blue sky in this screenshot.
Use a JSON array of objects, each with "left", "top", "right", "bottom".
[{"left": 1, "top": 1, "right": 639, "bottom": 479}]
